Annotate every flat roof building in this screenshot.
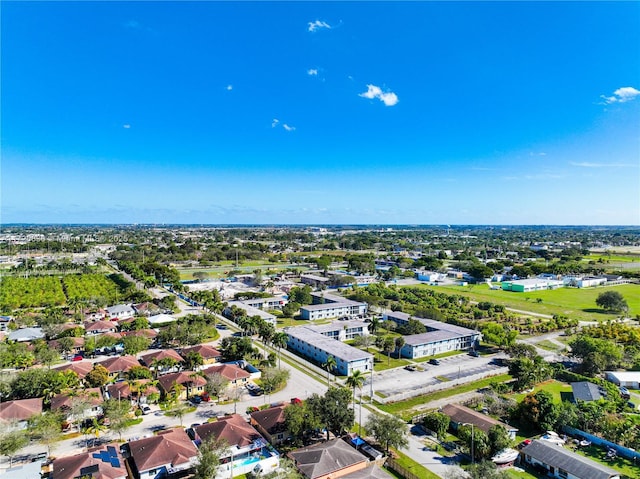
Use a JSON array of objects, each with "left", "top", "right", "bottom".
[
  {"left": 285, "top": 326, "right": 373, "bottom": 376},
  {"left": 300, "top": 293, "right": 367, "bottom": 321}
]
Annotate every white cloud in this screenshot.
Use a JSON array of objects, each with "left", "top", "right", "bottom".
[
  {"left": 226, "top": 85, "right": 233, "bottom": 91},
  {"left": 123, "top": 124, "right": 131, "bottom": 129},
  {"left": 570, "top": 161, "right": 637, "bottom": 168},
  {"left": 307, "top": 69, "right": 318, "bottom": 76},
  {"left": 308, "top": 20, "right": 331, "bottom": 32},
  {"left": 124, "top": 20, "right": 140, "bottom": 29},
  {"left": 271, "top": 119, "right": 296, "bottom": 131},
  {"left": 600, "top": 86, "right": 640, "bottom": 104},
  {"left": 359, "top": 84, "right": 399, "bottom": 106}
]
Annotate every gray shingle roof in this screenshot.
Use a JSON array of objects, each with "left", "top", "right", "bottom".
[
  {"left": 289, "top": 439, "right": 368, "bottom": 479},
  {"left": 571, "top": 381, "right": 605, "bottom": 402},
  {"left": 521, "top": 440, "right": 620, "bottom": 479}
]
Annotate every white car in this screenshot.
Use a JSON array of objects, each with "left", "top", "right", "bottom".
[{"left": 141, "top": 405, "right": 152, "bottom": 415}]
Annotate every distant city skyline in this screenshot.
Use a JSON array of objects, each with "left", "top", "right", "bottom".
[{"left": 2, "top": 2, "right": 639, "bottom": 225}]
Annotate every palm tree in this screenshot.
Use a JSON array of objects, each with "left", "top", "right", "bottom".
[
  {"left": 394, "top": 337, "right": 405, "bottom": 359},
  {"left": 323, "top": 355, "right": 337, "bottom": 383},
  {"left": 368, "top": 316, "right": 381, "bottom": 335},
  {"left": 272, "top": 332, "right": 289, "bottom": 369},
  {"left": 346, "top": 370, "right": 366, "bottom": 406},
  {"left": 81, "top": 418, "right": 106, "bottom": 449}
]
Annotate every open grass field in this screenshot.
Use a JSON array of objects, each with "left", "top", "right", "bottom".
[
  {"left": 416, "top": 283, "right": 640, "bottom": 321},
  {"left": 510, "top": 380, "right": 573, "bottom": 404},
  {"left": 375, "top": 373, "right": 513, "bottom": 419},
  {"left": 177, "top": 262, "right": 309, "bottom": 280}
]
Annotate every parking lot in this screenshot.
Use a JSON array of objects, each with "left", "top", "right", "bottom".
[{"left": 370, "top": 352, "right": 508, "bottom": 399}]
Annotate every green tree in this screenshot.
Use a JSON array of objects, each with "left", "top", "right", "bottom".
[
  {"left": 102, "top": 398, "right": 131, "bottom": 440},
  {"left": 182, "top": 351, "right": 204, "bottom": 371},
  {"left": 85, "top": 364, "right": 111, "bottom": 387},
  {"left": 193, "top": 437, "right": 229, "bottom": 479},
  {"left": 0, "top": 430, "right": 29, "bottom": 467},
  {"left": 122, "top": 335, "right": 152, "bottom": 355},
  {"left": 596, "top": 291, "right": 628, "bottom": 313},
  {"left": 261, "top": 367, "right": 290, "bottom": 396},
  {"left": 323, "top": 355, "right": 337, "bottom": 383},
  {"left": 282, "top": 301, "right": 301, "bottom": 318},
  {"left": 127, "top": 365, "right": 153, "bottom": 380},
  {"left": 487, "top": 425, "right": 512, "bottom": 455},
  {"left": 383, "top": 336, "right": 395, "bottom": 365},
  {"left": 284, "top": 402, "right": 321, "bottom": 445},
  {"left": 346, "top": 370, "right": 366, "bottom": 406},
  {"left": 514, "top": 390, "right": 559, "bottom": 432},
  {"left": 569, "top": 336, "right": 623, "bottom": 376},
  {"left": 28, "top": 412, "right": 64, "bottom": 456},
  {"left": 272, "top": 331, "right": 289, "bottom": 368},
  {"left": 365, "top": 413, "right": 409, "bottom": 453},
  {"left": 205, "top": 372, "right": 229, "bottom": 401},
  {"left": 422, "top": 412, "right": 450, "bottom": 440},
  {"left": 448, "top": 461, "right": 511, "bottom": 479},
  {"left": 308, "top": 387, "right": 354, "bottom": 441}
]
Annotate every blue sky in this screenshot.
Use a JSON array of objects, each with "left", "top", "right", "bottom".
[{"left": 2, "top": 1, "right": 639, "bottom": 225}]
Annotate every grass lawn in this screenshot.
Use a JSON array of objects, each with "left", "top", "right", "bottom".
[
  {"left": 376, "top": 373, "right": 512, "bottom": 420},
  {"left": 511, "top": 380, "right": 573, "bottom": 404},
  {"left": 373, "top": 354, "right": 411, "bottom": 372},
  {"left": 415, "top": 283, "right": 640, "bottom": 321},
  {"left": 505, "top": 467, "right": 547, "bottom": 479},
  {"left": 534, "top": 340, "right": 565, "bottom": 352},
  {"left": 388, "top": 448, "right": 441, "bottom": 479},
  {"left": 413, "top": 350, "right": 465, "bottom": 362},
  {"left": 573, "top": 445, "right": 640, "bottom": 479}
]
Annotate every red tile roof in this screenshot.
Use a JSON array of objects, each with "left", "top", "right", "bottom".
[
  {"left": 129, "top": 429, "right": 198, "bottom": 472},
  {"left": 203, "top": 363, "right": 250, "bottom": 382},
  {"left": 0, "top": 398, "right": 43, "bottom": 423},
  {"left": 52, "top": 443, "right": 127, "bottom": 479},
  {"left": 194, "top": 414, "right": 264, "bottom": 447},
  {"left": 97, "top": 355, "right": 140, "bottom": 374}
]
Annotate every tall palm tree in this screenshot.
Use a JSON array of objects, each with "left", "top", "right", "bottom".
[
  {"left": 346, "top": 370, "right": 366, "bottom": 406},
  {"left": 368, "top": 316, "right": 381, "bottom": 335},
  {"left": 323, "top": 355, "right": 337, "bottom": 383},
  {"left": 272, "top": 332, "right": 289, "bottom": 369}
]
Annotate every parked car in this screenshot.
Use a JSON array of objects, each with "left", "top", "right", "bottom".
[
  {"left": 190, "top": 395, "right": 203, "bottom": 404},
  {"left": 468, "top": 350, "right": 479, "bottom": 357},
  {"left": 71, "top": 354, "right": 84, "bottom": 361},
  {"left": 428, "top": 358, "right": 440, "bottom": 365},
  {"left": 620, "top": 387, "right": 631, "bottom": 399},
  {"left": 141, "top": 405, "right": 152, "bottom": 415},
  {"left": 404, "top": 365, "right": 418, "bottom": 371}
]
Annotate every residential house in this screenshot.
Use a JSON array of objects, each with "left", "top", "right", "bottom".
[
  {"left": 7, "top": 327, "right": 45, "bottom": 342},
  {"left": 342, "top": 466, "right": 395, "bottom": 479},
  {"left": 180, "top": 344, "right": 222, "bottom": 365},
  {"left": 441, "top": 403, "right": 518, "bottom": 439},
  {"left": 203, "top": 363, "right": 251, "bottom": 386},
  {"left": 288, "top": 438, "right": 370, "bottom": 479},
  {"left": 0, "top": 398, "right": 43, "bottom": 430},
  {"left": 106, "top": 380, "right": 159, "bottom": 404},
  {"left": 157, "top": 371, "right": 207, "bottom": 400},
  {"left": 124, "top": 328, "right": 158, "bottom": 340},
  {"left": 571, "top": 382, "right": 606, "bottom": 402},
  {"left": 84, "top": 309, "right": 107, "bottom": 321},
  {"left": 97, "top": 355, "right": 141, "bottom": 381},
  {"left": 148, "top": 313, "right": 178, "bottom": 325},
  {"left": 193, "top": 414, "right": 279, "bottom": 477},
  {"left": 84, "top": 320, "right": 117, "bottom": 336},
  {"left": 50, "top": 388, "right": 104, "bottom": 424},
  {"left": 140, "top": 349, "right": 185, "bottom": 375},
  {"left": 51, "top": 444, "right": 127, "bottom": 479},
  {"left": 49, "top": 336, "right": 85, "bottom": 355},
  {"left": 128, "top": 428, "right": 199, "bottom": 479},
  {"left": 520, "top": 440, "right": 620, "bottom": 479},
  {"left": 0, "top": 315, "right": 11, "bottom": 332},
  {"left": 105, "top": 304, "right": 135, "bottom": 321},
  {"left": 54, "top": 360, "right": 94, "bottom": 380},
  {"left": 250, "top": 404, "right": 289, "bottom": 445}
]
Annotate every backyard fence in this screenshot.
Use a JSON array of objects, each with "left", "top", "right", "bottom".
[{"left": 562, "top": 425, "right": 640, "bottom": 462}]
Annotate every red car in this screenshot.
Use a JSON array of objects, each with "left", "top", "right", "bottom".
[
  {"left": 71, "top": 355, "right": 84, "bottom": 362},
  {"left": 291, "top": 397, "right": 302, "bottom": 405}
]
